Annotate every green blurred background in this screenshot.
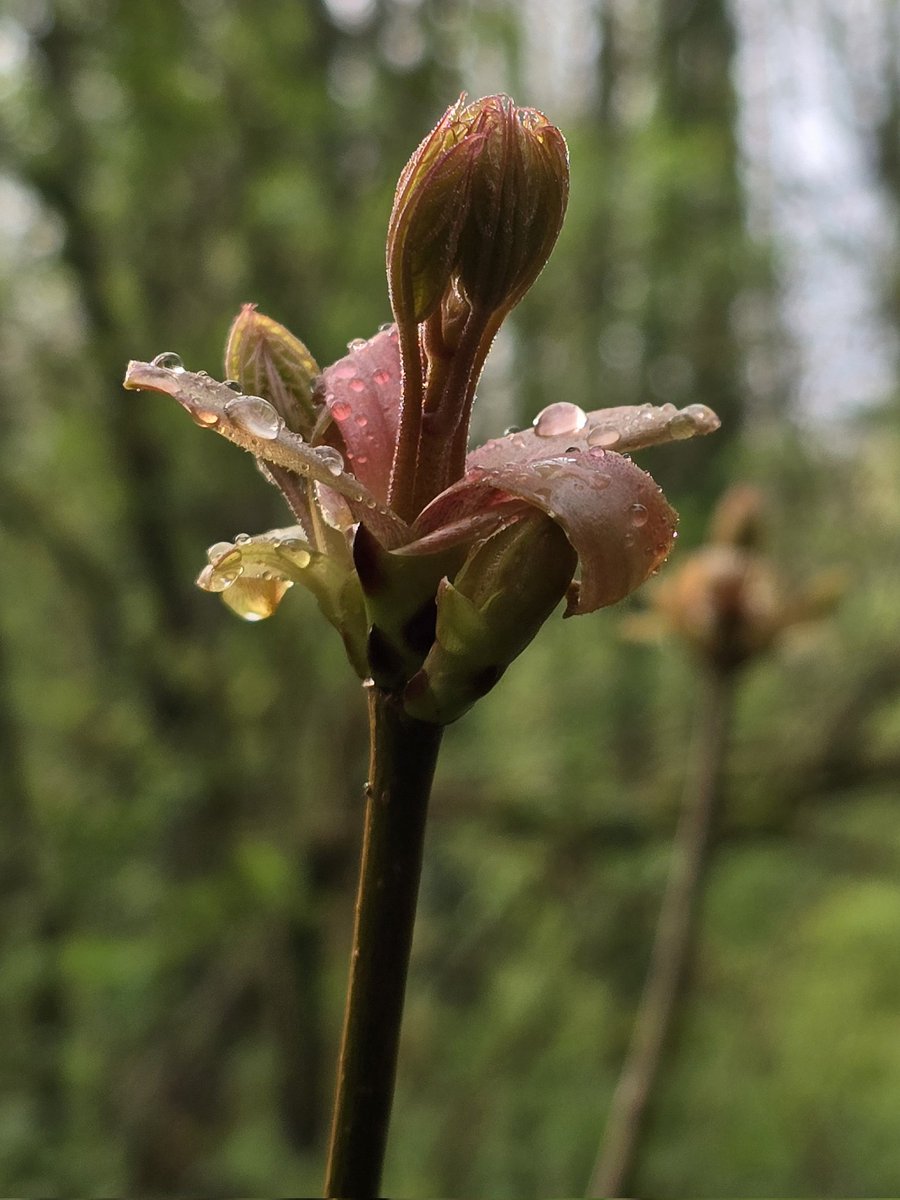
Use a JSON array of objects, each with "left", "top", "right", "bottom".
[{"left": 2, "top": 0, "right": 900, "bottom": 1195}]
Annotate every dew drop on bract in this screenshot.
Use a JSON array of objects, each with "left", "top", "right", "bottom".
[
  {"left": 378, "top": 322, "right": 393, "bottom": 334},
  {"left": 373, "top": 369, "right": 391, "bottom": 386},
  {"left": 224, "top": 379, "right": 243, "bottom": 392},
  {"left": 332, "top": 399, "right": 352, "bottom": 421},
  {"left": 356, "top": 454, "right": 368, "bottom": 465},
  {"left": 592, "top": 473, "right": 611, "bottom": 491},
  {"left": 504, "top": 425, "right": 523, "bottom": 435},
  {"left": 349, "top": 378, "right": 366, "bottom": 393},
  {"left": 224, "top": 394, "right": 283, "bottom": 440},
  {"left": 207, "top": 540, "right": 235, "bottom": 563},
  {"left": 315, "top": 446, "right": 345, "bottom": 477},
  {"left": 234, "top": 533, "right": 251, "bottom": 545},
  {"left": 150, "top": 351, "right": 184, "bottom": 371},
  {"left": 355, "top": 413, "right": 369, "bottom": 428},
  {"left": 588, "top": 425, "right": 621, "bottom": 449},
  {"left": 532, "top": 402, "right": 588, "bottom": 438},
  {"left": 630, "top": 503, "right": 649, "bottom": 527},
  {"left": 347, "top": 337, "right": 368, "bottom": 352}
]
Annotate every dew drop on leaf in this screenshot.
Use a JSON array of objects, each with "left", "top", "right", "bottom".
[
  {"left": 191, "top": 409, "right": 220, "bottom": 428},
  {"left": 587, "top": 425, "right": 621, "bottom": 449},
  {"left": 315, "top": 446, "right": 345, "bottom": 477},
  {"left": 203, "top": 549, "right": 244, "bottom": 592},
  {"left": 532, "top": 402, "right": 588, "bottom": 437},
  {"left": 207, "top": 540, "right": 235, "bottom": 563},
  {"left": 224, "top": 394, "right": 284, "bottom": 440},
  {"left": 150, "top": 351, "right": 184, "bottom": 372}
]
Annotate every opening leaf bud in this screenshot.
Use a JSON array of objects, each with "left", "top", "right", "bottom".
[
  {"left": 403, "top": 512, "right": 577, "bottom": 723},
  {"left": 225, "top": 304, "right": 320, "bottom": 436}
]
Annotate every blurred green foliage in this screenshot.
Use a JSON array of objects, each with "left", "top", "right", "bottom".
[{"left": 1, "top": 0, "right": 900, "bottom": 1195}]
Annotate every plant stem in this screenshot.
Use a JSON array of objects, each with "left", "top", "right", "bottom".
[
  {"left": 587, "top": 661, "right": 736, "bottom": 1199},
  {"left": 324, "top": 687, "right": 443, "bottom": 1199}
]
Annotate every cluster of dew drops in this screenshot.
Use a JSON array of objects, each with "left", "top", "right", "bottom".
[
  {"left": 322, "top": 326, "right": 398, "bottom": 473},
  {"left": 197, "top": 530, "right": 315, "bottom": 598},
  {"left": 513, "top": 399, "right": 670, "bottom": 556},
  {"left": 149, "top": 351, "right": 347, "bottom": 479}
]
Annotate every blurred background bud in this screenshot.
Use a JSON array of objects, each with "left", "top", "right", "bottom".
[{"left": 636, "top": 485, "right": 845, "bottom": 671}]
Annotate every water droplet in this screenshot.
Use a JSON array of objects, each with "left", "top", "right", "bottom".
[
  {"left": 224, "top": 394, "right": 283, "bottom": 440},
  {"left": 205, "top": 549, "right": 244, "bottom": 591},
  {"left": 355, "top": 454, "right": 368, "bottom": 465},
  {"left": 355, "top": 413, "right": 369, "bottom": 428},
  {"left": 224, "top": 379, "right": 243, "bottom": 392},
  {"left": 349, "top": 377, "right": 366, "bottom": 393},
  {"left": 504, "top": 424, "right": 523, "bottom": 435},
  {"left": 234, "top": 533, "right": 251, "bottom": 545},
  {"left": 207, "top": 540, "right": 235, "bottom": 563},
  {"left": 373, "top": 369, "right": 391, "bottom": 386},
  {"left": 624, "top": 532, "right": 636, "bottom": 548},
  {"left": 275, "top": 538, "right": 311, "bottom": 566},
  {"left": 332, "top": 399, "right": 352, "bottom": 421},
  {"left": 315, "top": 446, "right": 345, "bottom": 477},
  {"left": 191, "top": 409, "right": 219, "bottom": 428},
  {"left": 378, "top": 323, "right": 393, "bottom": 333},
  {"left": 588, "top": 426, "right": 621, "bottom": 449},
  {"left": 511, "top": 435, "right": 527, "bottom": 450},
  {"left": 630, "top": 503, "right": 649, "bottom": 527},
  {"left": 668, "top": 412, "right": 696, "bottom": 439},
  {"left": 150, "top": 351, "right": 184, "bottom": 371},
  {"left": 347, "top": 337, "right": 368, "bottom": 352},
  {"left": 532, "top": 402, "right": 588, "bottom": 437},
  {"left": 592, "top": 473, "right": 611, "bottom": 491},
  {"left": 531, "top": 462, "right": 559, "bottom": 479}
]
